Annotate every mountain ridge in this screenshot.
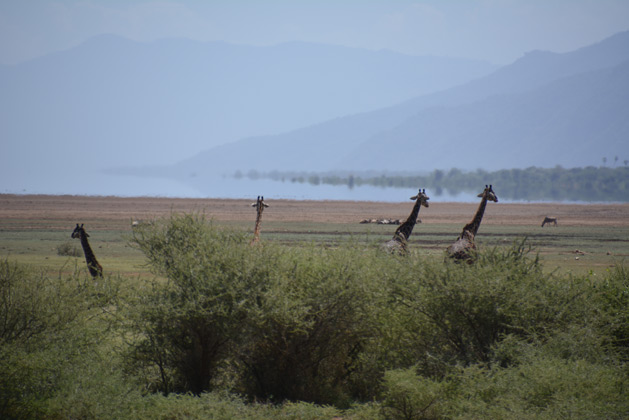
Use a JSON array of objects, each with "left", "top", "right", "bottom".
[
  {"left": 1, "top": 34, "right": 497, "bottom": 166},
  {"left": 341, "top": 59, "right": 629, "bottom": 171},
  {"left": 174, "top": 30, "right": 629, "bottom": 176}
]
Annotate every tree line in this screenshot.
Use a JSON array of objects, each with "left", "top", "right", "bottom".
[{"left": 253, "top": 166, "right": 629, "bottom": 202}]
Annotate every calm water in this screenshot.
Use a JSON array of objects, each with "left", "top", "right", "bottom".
[
  {"left": 3, "top": 171, "right": 480, "bottom": 203},
  {"left": 7, "top": 171, "right": 619, "bottom": 203}
]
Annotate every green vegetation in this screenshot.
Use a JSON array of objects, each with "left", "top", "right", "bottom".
[
  {"left": 2, "top": 214, "right": 628, "bottom": 419},
  {"left": 257, "top": 166, "right": 629, "bottom": 202},
  {"left": 55, "top": 241, "right": 81, "bottom": 257}
]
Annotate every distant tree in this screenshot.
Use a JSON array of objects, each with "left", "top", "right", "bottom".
[{"left": 257, "top": 166, "right": 629, "bottom": 202}]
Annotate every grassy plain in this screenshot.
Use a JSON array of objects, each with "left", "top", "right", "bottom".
[
  {"left": 1, "top": 194, "right": 627, "bottom": 276},
  {"left": 2, "top": 194, "right": 628, "bottom": 419}
]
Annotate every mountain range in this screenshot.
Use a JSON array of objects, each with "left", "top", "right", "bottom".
[
  {"left": 0, "top": 34, "right": 496, "bottom": 192},
  {"left": 2, "top": 31, "right": 628, "bottom": 196},
  {"left": 175, "top": 30, "right": 629, "bottom": 179}
]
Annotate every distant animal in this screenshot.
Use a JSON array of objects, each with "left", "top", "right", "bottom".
[
  {"left": 131, "top": 219, "right": 154, "bottom": 228},
  {"left": 379, "top": 218, "right": 402, "bottom": 225},
  {"left": 250, "top": 195, "right": 269, "bottom": 244},
  {"left": 360, "top": 218, "right": 401, "bottom": 225},
  {"left": 383, "top": 188, "right": 430, "bottom": 255},
  {"left": 131, "top": 219, "right": 150, "bottom": 227},
  {"left": 447, "top": 185, "right": 498, "bottom": 262},
  {"left": 71, "top": 223, "right": 103, "bottom": 277},
  {"left": 541, "top": 216, "right": 558, "bottom": 227}
]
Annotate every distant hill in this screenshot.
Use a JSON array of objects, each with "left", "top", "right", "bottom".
[
  {"left": 0, "top": 34, "right": 497, "bottom": 187},
  {"left": 175, "top": 31, "right": 629, "bottom": 176},
  {"left": 342, "top": 59, "right": 629, "bottom": 171}
]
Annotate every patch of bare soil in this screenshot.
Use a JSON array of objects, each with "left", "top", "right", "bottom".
[{"left": 1, "top": 194, "right": 628, "bottom": 230}]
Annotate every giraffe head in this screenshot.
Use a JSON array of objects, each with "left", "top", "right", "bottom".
[
  {"left": 411, "top": 188, "right": 430, "bottom": 208},
  {"left": 251, "top": 195, "right": 269, "bottom": 211},
  {"left": 478, "top": 185, "right": 498, "bottom": 202},
  {"left": 71, "top": 223, "right": 88, "bottom": 239}
]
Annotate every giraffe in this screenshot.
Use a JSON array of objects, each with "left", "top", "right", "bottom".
[
  {"left": 71, "top": 223, "right": 103, "bottom": 277},
  {"left": 541, "top": 216, "right": 558, "bottom": 227},
  {"left": 383, "top": 188, "right": 430, "bottom": 255},
  {"left": 250, "top": 196, "right": 269, "bottom": 245},
  {"left": 447, "top": 185, "right": 498, "bottom": 261}
]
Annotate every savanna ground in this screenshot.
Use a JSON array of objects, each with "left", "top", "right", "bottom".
[{"left": 1, "top": 194, "right": 627, "bottom": 276}]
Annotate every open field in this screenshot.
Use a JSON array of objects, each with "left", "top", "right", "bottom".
[{"left": 1, "top": 194, "right": 628, "bottom": 276}]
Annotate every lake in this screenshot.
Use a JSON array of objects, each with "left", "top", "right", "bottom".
[{"left": 3, "top": 171, "right": 480, "bottom": 203}]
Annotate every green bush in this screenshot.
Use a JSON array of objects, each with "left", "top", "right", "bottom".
[
  {"left": 381, "top": 369, "right": 452, "bottom": 420},
  {"left": 0, "top": 260, "right": 85, "bottom": 418},
  {"left": 0, "top": 259, "right": 130, "bottom": 419},
  {"left": 127, "top": 215, "right": 384, "bottom": 404},
  {"left": 596, "top": 265, "right": 629, "bottom": 360},
  {"left": 452, "top": 348, "right": 629, "bottom": 419},
  {"left": 127, "top": 214, "right": 262, "bottom": 394},
  {"left": 380, "top": 352, "right": 628, "bottom": 420},
  {"left": 238, "top": 244, "right": 381, "bottom": 405},
  {"left": 56, "top": 241, "right": 81, "bottom": 257},
  {"left": 378, "top": 240, "right": 593, "bottom": 375},
  {"left": 126, "top": 218, "right": 629, "bottom": 418},
  {"left": 377, "top": 244, "right": 629, "bottom": 420}
]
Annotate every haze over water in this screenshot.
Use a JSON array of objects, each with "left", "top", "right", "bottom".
[{"left": 0, "top": 172, "right": 519, "bottom": 204}]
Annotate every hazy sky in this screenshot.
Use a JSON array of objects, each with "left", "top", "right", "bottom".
[{"left": 1, "top": 0, "right": 628, "bottom": 66}]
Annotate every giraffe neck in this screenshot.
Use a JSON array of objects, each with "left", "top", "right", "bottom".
[
  {"left": 463, "top": 195, "right": 488, "bottom": 237},
  {"left": 393, "top": 198, "right": 423, "bottom": 242},
  {"left": 251, "top": 208, "right": 264, "bottom": 243},
  {"left": 79, "top": 233, "right": 102, "bottom": 277}
]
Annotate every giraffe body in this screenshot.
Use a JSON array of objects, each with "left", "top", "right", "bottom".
[
  {"left": 447, "top": 185, "right": 498, "bottom": 261},
  {"left": 250, "top": 196, "right": 269, "bottom": 245},
  {"left": 71, "top": 223, "right": 103, "bottom": 277},
  {"left": 447, "top": 230, "right": 477, "bottom": 260},
  {"left": 383, "top": 188, "right": 430, "bottom": 255}
]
